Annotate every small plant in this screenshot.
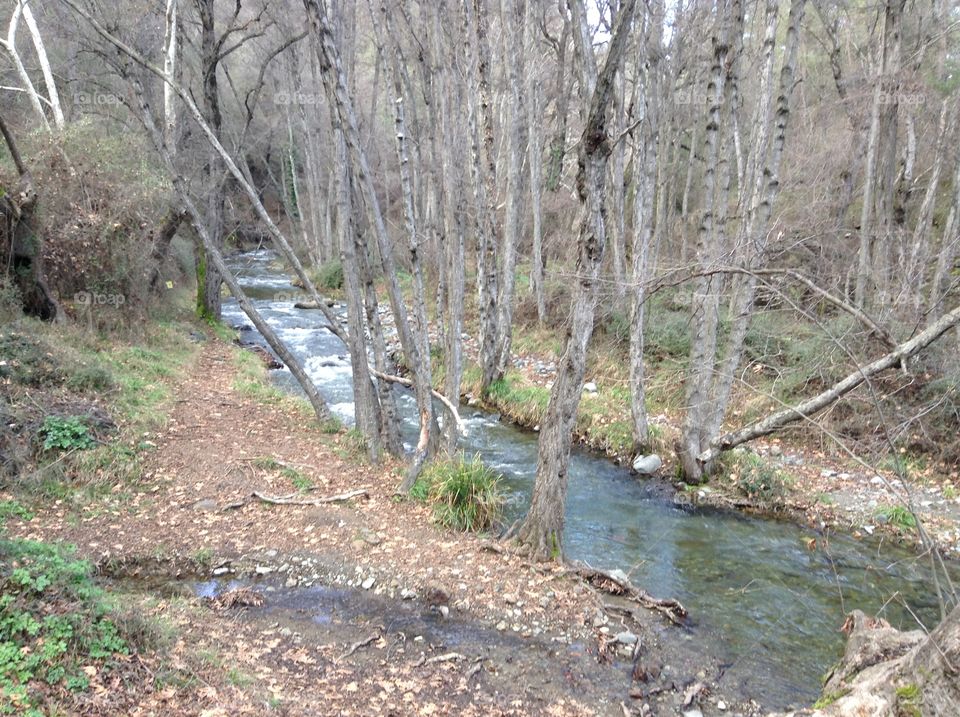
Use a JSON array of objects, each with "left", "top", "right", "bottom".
[
  {"left": 732, "top": 453, "right": 791, "bottom": 504},
  {"left": 65, "top": 364, "right": 114, "bottom": 392},
  {"left": 39, "top": 416, "right": 96, "bottom": 453},
  {"left": 876, "top": 505, "right": 917, "bottom": 529},
  {"left": 0, "top": 539, "right": 129, "bottom": 713},
  {"left": 412, "top": 454, "right": 504, "bottom": 532},
  {"left": 895, "top": 683, "right": 921, "bottom": 717},
  {"left": 0, "top": 502, "right": 33, "bottom": 526},
  {"left": 812, "top": 689, "right": 850, "bottom": 709},
  {"left": 254, "top": 457, "right": 313, "bottom": 493},
  {"left": 943, "top": 484, "right": 957, "bottom": 500},
  {"left": 316, "top": 260, "right": 343, "bottom": 291}
]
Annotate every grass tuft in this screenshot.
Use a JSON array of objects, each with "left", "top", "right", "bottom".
[{"left": 412, "top": 454, "right": 504, "bottom": 532}]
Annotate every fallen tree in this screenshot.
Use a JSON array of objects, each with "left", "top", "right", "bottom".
[{"left": 696, "top": 300, "right": 960, "bottom": 468}]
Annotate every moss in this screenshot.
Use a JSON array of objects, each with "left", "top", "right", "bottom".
[{"left": 812, "top": 689, "right": 850, "bottom": 709}]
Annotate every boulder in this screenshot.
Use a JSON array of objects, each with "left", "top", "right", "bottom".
[{"left": 632, "top": 454, "right": 663, "bottom": 475}]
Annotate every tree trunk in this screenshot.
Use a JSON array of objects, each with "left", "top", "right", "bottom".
[
  {"left": 514, "top": 0, "right": 636, "bottom": 561},
  {"left": 494, "top": 0, "right": 528, "bottom": 378}
]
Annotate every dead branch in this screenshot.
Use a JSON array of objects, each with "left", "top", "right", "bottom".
[
  {"left": 369, "top": 368, "right": 466, "bottom": 435},
  {"left": 208, "top": 587, "right": 265, "bottom": 610},
  {"left": 413, "top": 652, "right": 464, "bottom": 668},
  {"left": 698, "top": 300, "right": 960, "bottom": 466},
  {"left": 251, "top": 487, "right": 369, "bottom": 506}
]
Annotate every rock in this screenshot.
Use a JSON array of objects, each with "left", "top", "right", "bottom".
[
  {"left": 437, "top": 605, "right": 449, "bottom": 619},
  {"left": 632, "top": 454, "right": 663, "bottom": 475},
  {"left": 716, "top": 700, "right": 727, "bottom": 711},
  {"left": 583, "top": 381, "right": 598, "bottom": 393},
  {"left": 681, "top": 710, "right": 703, "bottom": 717},
  {"left": 192, "top": 498, "right": 218, "bottom": 512},
  {"left": 361, "top": 577, "right": 375, "bottom": 590},
  {"left": 871, "top": 475, "right": 886, "bottom": 486},
  {"left": 212, "top": 566, "right": 231, "bottom": 576},
  {"left": 400, "top": 588, "right": 417, "bottom": 600},
  {"left": 769, "top": 444, "right": 783, "bottom": 457},
  {"left": 496, "top": 621, "right": 507, "bottom": 631},
  {"left": 608, "top": 568, "right": 630, "bottom": 584},
  {"left": 615, "top": 631, "right": 638, "bottom": 645},
  {"left": 255, "top": 565, "right": 274, "bottom": 575}
]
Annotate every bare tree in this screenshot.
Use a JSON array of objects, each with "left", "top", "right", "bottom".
[{"left": 513, "top": 0, "right": 637, "bottom": 560}]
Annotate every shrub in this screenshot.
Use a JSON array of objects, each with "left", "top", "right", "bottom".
[
  {"left": 412, "top": 454, "right": 504, "bottom": 532},
  {"left": 316, "top": 260, "right": 344, "bottom": 291},
  {"left": 731, "top": 453, "right": 791, "bottom": 504}
]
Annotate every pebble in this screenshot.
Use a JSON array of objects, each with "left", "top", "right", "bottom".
[
  {"left": 496, "top": 621, "right": 507, "bottom": 631},
  {"left": 583, "top": 382, "right": 598, "bottom": 393},
  {"left": 682, "top": 711, "right": 704, "bottom": 717},
  {"left": 361, "top": 577, "right": 375, "bottom": 590},
  {"left": 212, "top": 566, "right": 231, "bottom": 576},
  {"left": 769, "top": 445, "right": 783, "bottom": 457},
  {"left": 255, "top": 565, "right": 274, "bottom": 575},
  {"left": 871, "top": 476, "right": 886, "bottom": 486},
  {"left": 717, "top": 700, "right": 727, "bottom": 711},
  {"left": 401, "top": 588, "right": 417, "bottom": 600}
]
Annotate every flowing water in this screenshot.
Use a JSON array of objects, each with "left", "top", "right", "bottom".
[{"left": 222, "top": 249, "right": 949, "bottom": 710}]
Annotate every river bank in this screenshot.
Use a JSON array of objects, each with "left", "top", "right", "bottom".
[
  {"left": 3, "top": 336, "right": 753, "bottom": 716},
  {"left": 359, "top": 291, "right": 960, "bottom": 559}
]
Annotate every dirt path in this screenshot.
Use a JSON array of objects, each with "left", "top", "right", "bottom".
[{"left": 8, "top": 340, "right": 748, "bottom": 716}]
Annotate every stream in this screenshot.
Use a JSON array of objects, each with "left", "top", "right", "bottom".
[{"left": 221, "top": 249, "right": 948, "bottom": 711}]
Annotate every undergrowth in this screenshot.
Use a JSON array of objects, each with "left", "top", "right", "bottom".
[
  {"left": 411, "top": 454, "right": 504, "bottom": 532},
  {"left": 0, "top": 537, "right": 128, "bottom": 715}
]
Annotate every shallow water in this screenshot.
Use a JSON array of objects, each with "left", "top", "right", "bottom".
[{"left": 221, "top": 249, "right": 949, "bottom": 709}]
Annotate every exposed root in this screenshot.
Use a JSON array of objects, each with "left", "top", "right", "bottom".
[{"left": 572, "top": 562, "right": 688, "bottom": 626}]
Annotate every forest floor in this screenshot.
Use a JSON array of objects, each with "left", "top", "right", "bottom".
[{"left": 3, "top": 335, "right": 753, "bottom": 717}]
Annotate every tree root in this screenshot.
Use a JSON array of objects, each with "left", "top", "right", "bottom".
[
  {"left": 571, "top": 561, "right": 688, "bottom": 626},
  {"left": 220, "top": 487, "right": 370, "bottom": 510}
]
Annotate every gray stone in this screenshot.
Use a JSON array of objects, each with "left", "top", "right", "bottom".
[
  {"left": 632, "top": 454, "right": 663, "bottom": 475},
  {"left": 583, "top": 381, "right": 598, "bottom": 393},
  {"left": 769, "top": 445, "right": 783, "bottom": 457},
  {"left": 255, "top": 565, "right": 274, "bottom": 575},
  {"left": 361, "top": 577, "right": 375, "bottom": 590},
  {"left": 192, "top": 498, "right": 218, "bottom": 512},
  {"left": 615, "top": 631, "right": 638, "bottom": 645}
]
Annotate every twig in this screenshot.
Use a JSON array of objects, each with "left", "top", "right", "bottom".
[
  {"left": 413, "top": 652, "right": 464, "bottom": 667},
  {"left": 338, "top": 632, "right": 380, "bottom": 662}
]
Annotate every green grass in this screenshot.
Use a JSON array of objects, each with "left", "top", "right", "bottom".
[
  {"left": 876, "top": 505, "right": 917, "bottom": 529},
  {"left": 411, "top": 454, "right": 504, "bottom": 532},
  {"left": 253, "top": 457, "right": 313, "bottom": 492}
]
